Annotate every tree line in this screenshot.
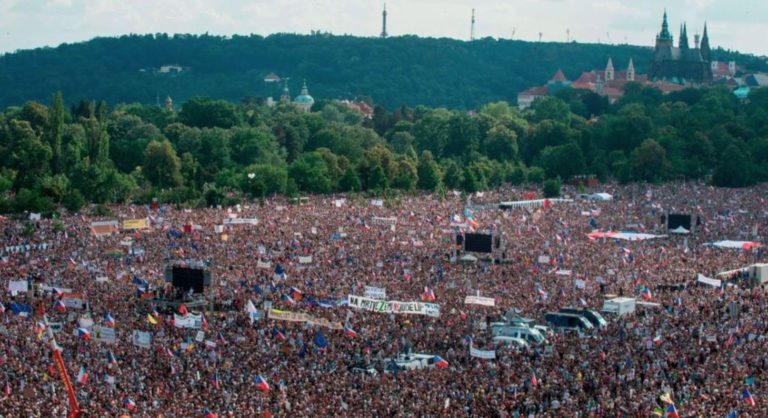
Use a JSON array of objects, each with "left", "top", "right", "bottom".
[{"left": 1, "top": 83, "right": 767, "bottom": 214}]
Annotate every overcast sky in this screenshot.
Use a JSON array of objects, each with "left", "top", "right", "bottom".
[{"left": 1, "top": 0, "right": 766, "bottom": 56}]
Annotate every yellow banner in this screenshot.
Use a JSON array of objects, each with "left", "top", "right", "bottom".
[
  {"left": 268, "top": 309, "right": 342, "bottom": 330},
  {"left": 122, "top": 218, "right": 149, "bottom": 230}
]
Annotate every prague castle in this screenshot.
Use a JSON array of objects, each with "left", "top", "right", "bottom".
[{"left": 648, "top": 11, "right": 712, "bottom": 84}]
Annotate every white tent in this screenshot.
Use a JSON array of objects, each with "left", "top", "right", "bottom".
[
  {"left": 588, "top": 193, "right": 613, "bottom": 201},
  {"left": 670, "top": 226, "right": 690, "bottom": 234},
  {"left": 459, "top": 254, "right": 478, "bottom": 262}
]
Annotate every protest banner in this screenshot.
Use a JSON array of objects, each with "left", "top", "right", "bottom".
[
  {"left": 267, "top": 309, "right": 343, "bottom": 330},
  {"left": 223, "top": 218, "right": 259, "bottom": 225},
  {"left": 257, "top": 260, "right": 271, "bottom": 269},
  {"left": 574, "top": 279, "right": 586, "bottom": 289},
  {"left": 94, "top": 326, "right": 116, "bottom": 344},
  {"left": 214, "top": 225, "right": 224, "bottom": 233},
  {"left": 298, "top": 256, "right": 313, "bottom": 264},
  {"left": 364, "top": 286, "right": 387, "bottom": 300},
  {"left": 132, "top": 330, "right": 151, "bottom": 348},
  {"left": 29, "top": 213, "right": 41, "bottom": 221},
  {"left": 347, "top": 295, "right": 441, "bottom": 317},
  {"left": 61, "top": 293, "right": 88, "bottom": 309},
  {"left": 537, "top": 255, "right": 550, "bottom": 264},
  {"left": 371, "top": 199, "right": 384, "bottom": 207},
  {"left": 121, "top": 218, "right": 149, "bottom": 230},
  {"left": 174, "top": 313, "right": 203, "bottom": 329},
  {"left": 91, "top": 220, "right": 119, "bottom": 237},
  {"left": 8, "top": 280, "right": 28, "bottom": 294},
  {"left": 371, "top": 216, "right": 397, "bottom": 225},
  {"left": 470, "top": 346, "right": 496, "bottom": 359},
  {"left": 697, "top": 274, "right": 721, "bottom": 288},
  {"left": 464, "top": 296, "right": 495, "bottom": 307}
]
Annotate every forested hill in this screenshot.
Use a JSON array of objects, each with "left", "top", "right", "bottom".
[{"left": 0, "top": 33, "right": 764, "bottom": 109}]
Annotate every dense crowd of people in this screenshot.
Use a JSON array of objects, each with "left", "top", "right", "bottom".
[{"left": 1, "top": 182, "right": 767, "bottom": 417}]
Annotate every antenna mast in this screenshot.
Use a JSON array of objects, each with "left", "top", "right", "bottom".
[{"left": 470, "top": 9, "right": 476, "bottom": 41}]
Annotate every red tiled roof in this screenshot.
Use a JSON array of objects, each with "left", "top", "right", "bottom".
[
  {"left": 552, "top": 69, "right": 567, "bottom": 82},
  {"left": 519, "top": 86, "right": 548, "bottom": 96}
]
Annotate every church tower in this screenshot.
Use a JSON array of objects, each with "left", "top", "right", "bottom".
[
  {"left": 679, "top": 23, "right": 689, "bottom": 49},
  {"left": 380, "top": 4, "right": 388, "bottom": 38},
  {"left": 605, "top": 57, "right": 615, "bottom": 82},
  {"left": 656, "top": 10, "right": 673, "bottom": 48},
  {"left": 164, "top": 95, "right": 174, "bottom": 112},
  {"left": 627, "top": 58, "right": 635, "bottom": 82},
  {"left": 700, "top": 22, "right": 711, "bottom": 63}
]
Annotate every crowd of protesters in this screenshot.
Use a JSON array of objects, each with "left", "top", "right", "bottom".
[{"left": 1, "top": 181, "right": 767, "bottom": 417}]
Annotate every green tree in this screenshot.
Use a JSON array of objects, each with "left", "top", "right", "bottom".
[
  {"left": 543, "top": 178, "right": 562, "bottom": 197},
  {"left": 288, "top": 152, "right": 332, "bottom": 194},
  {"left": 338, "top": 167, "right": 362, "bottom": 192},
  {"left": 143, "top": 140, "right": 183, "bottom": 188},
  {"left": 416, "top": 151, "right": 442, "bottom": 191},
  {"left": 47, "top": 92, "right": 65, "bottom": 173},
  {"left": 485, "top": 124, "right": 519, "bottom": 161},
  {"left": 241, "top": 164, "right": 288, "bottom": 196},
  {"left": 630, "top": 138, "right": 670, "bottom": 182},
  {"left": 179, "top": 97, "right": 242, "bottom": 129},
  {"left": 712, "top": 144, "right": 752, "bottom": 187},
  {"left": 539, "top": 142, "right": 585, "bottom": 180}
]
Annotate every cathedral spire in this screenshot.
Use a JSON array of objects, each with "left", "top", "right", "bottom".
[
  {"left": 627, "top": 58, "right": 635, "bottom": 82},
  {"left": 605, "top": 57, "right": 615, "bottom": 82},
  {"left": 658, "top": 10, "right": 672, "bottom": 41},
  {"left": 680, "top": 22, "right": 689, "bottom": 49},
  {"left": 700, "top": 22, "right": 711, "bottom": 62}
]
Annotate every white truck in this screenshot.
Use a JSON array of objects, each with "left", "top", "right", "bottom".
[{"left": 601, "top": 297, "right": 636, "bottom": 316}]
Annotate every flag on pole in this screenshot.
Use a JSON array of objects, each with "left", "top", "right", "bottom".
[
  {"left": 103, "top": 312, "right": 115, "bottom": 327},
  {"left": 53, "top": 300, "right": 67, "bottom": 313},
  {"left": 76, "top": 365, "right": 88, "bottom": 385},
  {"left": 343, "top": 326, "right": 357, "bottom": 338},
  {"left": 432, "top": 356, "right": 448, "bottom": 368},
  {"left": 666, "top": 404, "right": 680, "bottom": 418},
  {"left": 421, "top": 287, "right": 436, "bottom": 302},
  {"left": 742, "top": 389, "right": 756, "bottom": 406},
  {"left": 76, "top": 328, "right": 91, "bottom": 340},
  {"left": 254, "top": 375, "right": 270, "bottom": 392}
]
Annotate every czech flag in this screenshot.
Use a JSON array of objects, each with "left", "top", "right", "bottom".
[
  {"left": 201, "top": 315, "right": 208, "bottom": 330},
  {"left": 743, "top": 389, "right": 756, "bottom": 406},
  {"left": 217, "top": 332, "right": 226, "bottom": 345},
  {"left": 531, "top": 372, "right": 539, "bottom": 387},
  {"left": 0, "top": 302, "right": 5, "bottom": 314},
  {"left": 254, "top": 375, "right": 270, "bottom": 392},
  {"left": 53, "top": 288, "right": 64, "bottom": 298},
  {"left": 653, "top": 335, "right": 663, "bottom": 346},
  {"left": 212, "top": 373, "right": 220, "bottom": 390},
  {"left": 163, "top": 347, "right": 175, "bottom": 358},
  {"left": 343, "top": 326, "right": 357, "bottom": 338},
  {"left": 77, "top": 328, "right": 91, "bottom": 340},
  {"left": 103, "top": 312, "right": 115, "bottom": 327},
  {"left": 641, "top": 287, "right": 652, "bottom": 301},
  {"left": 178, "top": 304, "right": 188, "bottom": 315},
  {"left": 432, "top": 356, "right": 448, "bottom": 369},
  {"left": 76, "top": 365, "right": 88, "bottom": 385},
  {"left": 204, "top": 410, "right": 218, "bottom": 418},
  {"left": 54, "top": 300, "right": 67, "bottom": 313},
  {"left": 579, "top": 298, "right": 587, "bottom": 307},
  {"left": 421, "top": 287, "right": 436, "bottom": 302},
  {"left": 124, "top": 398, "right": 136, "bottom": 411},
  {"left": 272, "top": 326, "right": 286, "bottom": 341},
  {"left": 281, "top": 294, "right": 296, "bottom": 305},
  {"left": 665, "top": 404, "right": 680, "bottom": 418},
  {"left": 289, "top": 287, "right": 302, "bottom": 301}
]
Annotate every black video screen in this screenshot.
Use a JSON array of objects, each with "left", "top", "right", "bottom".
[
  {"left": 172, "top": 266, "right": 205, "bottom": 293},
  {"left": 464, "top": 233, "right": 493, "bottom": 253}
]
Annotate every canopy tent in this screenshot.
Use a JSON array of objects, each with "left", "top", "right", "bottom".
[
  {"left": 587, "top": 231, "right": 667, "bottom": 241},
  {"left": 705, "top": 240, "right": 762, "bottom": 250},
  {"left": 588, "top": 193, "right": 613, "bottom": 201},
  {"left": 669, "top": 226, "right": 690, "bottom": 234},
  {"left": 459, "top": 254, "right": 478, "bottom": 262}
]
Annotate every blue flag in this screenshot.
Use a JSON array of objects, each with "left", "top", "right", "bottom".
[{"left": 314, "top": 331, "right": 328, "bottom": 349}]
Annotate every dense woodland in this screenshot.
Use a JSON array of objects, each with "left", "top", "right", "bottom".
[
  {"left": 0, "top": 82, "right": 767, "bottom": 214},
  {"left": 0, "top": 33, "right": 765, "bottom": 110}
]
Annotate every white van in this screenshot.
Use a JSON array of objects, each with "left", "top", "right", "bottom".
[
  {"left": 491, "top": 324, "right": 547, "bottom": 345},
  {"left": 492, "top": 336, "right": 529, "bottom": 350}
]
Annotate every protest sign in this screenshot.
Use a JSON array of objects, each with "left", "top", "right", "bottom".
[
  {"left": 268, "top": 309, "right": 343, "bottom": 330},
  {"left": 347, "top": 295, "right": 441, "bottom": 317},
  {"left": 298, "top": 256, "right": 313, "bottom": 264},
  {"left": 8, "top": 280, "right": 28, "bottom": 294},
  {"left": 223, "top": 218, "right": 259, "bottom": 225},
  {"left": 574, "top": 279, "right": 586, "bottom": 289},
  {"left": 94, "top": 326, "right": 116, "bottom": 344},
  {"left": 174, "top": 313, "right": 202, "bottom": 329},
  {"left": 122, "top": 218, "right": 149, "bottom": 230},
  {"left": 132, "top": 330, "right": 151, "bottom": 348},
  {"left": 464, "top": 296, "right": 495, "bottom": 307},
  {"left": 364, "top": 286, "right": 387, "bottom": 300},
  {"left": 470, "top": 346, "right": 496, "bottom": 359}
]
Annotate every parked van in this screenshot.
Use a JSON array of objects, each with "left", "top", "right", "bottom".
[
  {"left": 558, "top": 308, "right": 608, "bottom": 328},
  {"left": 491, "top": 324, "right": 547, "bottom": 345},
  {"left": 492, "top": 336, "right": 529, "bottom": 350},
  {"left": 544, "top": 312, "right": 594, "bottom": 332}
]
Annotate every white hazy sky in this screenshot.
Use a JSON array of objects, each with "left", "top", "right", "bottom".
[{"left": 0, "top": 0, "right": 766, "bottom": 56}]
